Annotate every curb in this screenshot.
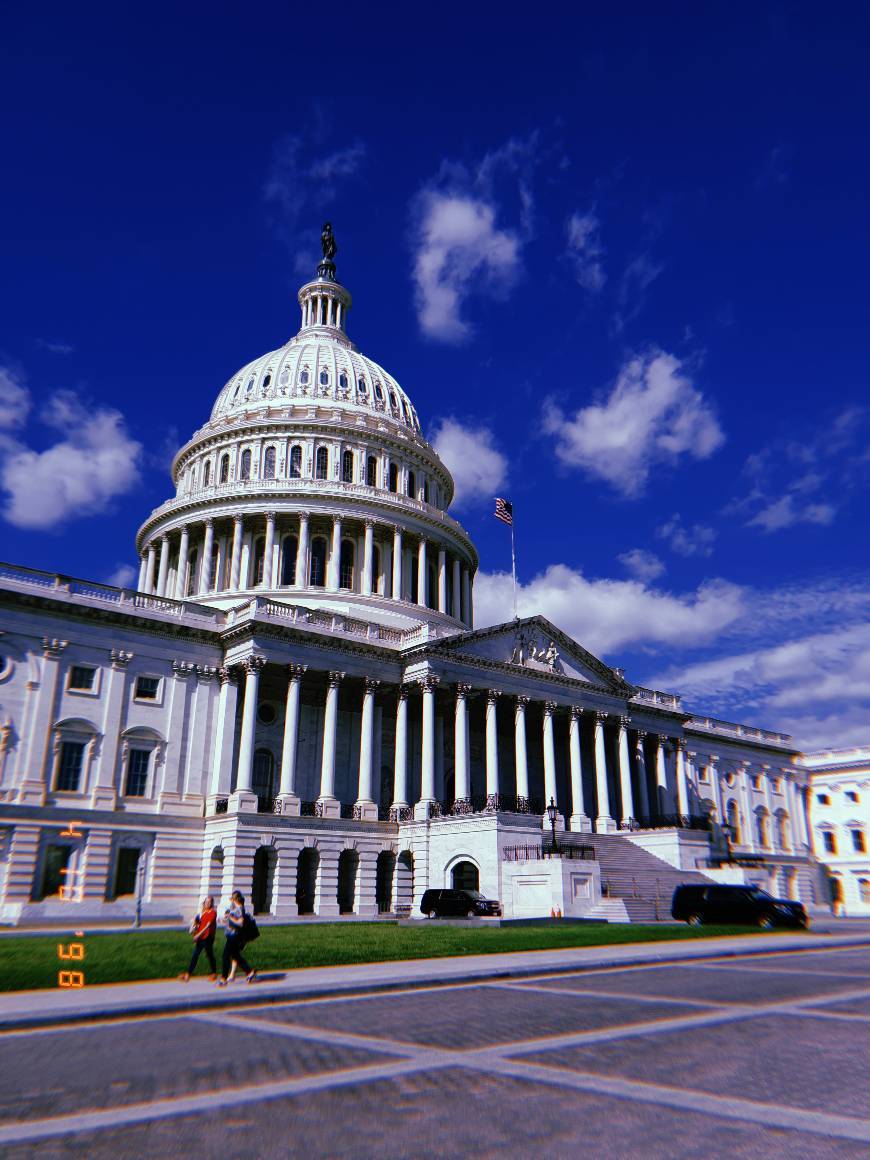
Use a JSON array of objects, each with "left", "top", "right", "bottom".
[{"left": 2, "top": 934, "right": 868, "bottom": 1033}]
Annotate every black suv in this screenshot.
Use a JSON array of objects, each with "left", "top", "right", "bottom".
[
  {"left": 671, "top": 884, "right": 809, "bottom": 929},
  {"left": 420, "top": 889, "right": 501, "bottom": 918}
]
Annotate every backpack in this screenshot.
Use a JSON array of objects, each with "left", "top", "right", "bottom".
[{"left": 242, "top": 913, "right": 260, "bottom": 943}]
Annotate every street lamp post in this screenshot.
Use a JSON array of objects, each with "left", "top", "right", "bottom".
[{"left": 546, "top": 796, "right": 558, "bottom": 855}]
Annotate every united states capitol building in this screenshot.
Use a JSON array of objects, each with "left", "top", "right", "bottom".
[{"left": 0, "top": 233, "right": 827, "bottom": 924}]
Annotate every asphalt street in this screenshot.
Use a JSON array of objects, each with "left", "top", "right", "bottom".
[{"left": 0, "top": 941, "right": 868, "bottom": 1158}]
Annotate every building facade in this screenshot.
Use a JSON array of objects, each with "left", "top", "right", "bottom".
[
  {"left": 0, "top": 243, "right": 825, "bottom": 925},
  {"left": 803, "top": 748, "right": 870, "bottom": 916}
]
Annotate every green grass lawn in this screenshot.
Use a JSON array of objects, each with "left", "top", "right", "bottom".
[{"left": 0, "top": 922, "right": 767, "bottom": 993}]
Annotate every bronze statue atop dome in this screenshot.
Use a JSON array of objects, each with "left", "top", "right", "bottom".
[{"left": 317, "top": 222, "right": 338, "bottom": 280}]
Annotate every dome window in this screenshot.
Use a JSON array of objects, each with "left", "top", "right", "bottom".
[
  {"left": 389, "top": 390, "right": 398, "bottom": 412},
  {"left": 319, "top": 369, "right": 329, "bottom": 386},
  {"left": 358, "top": 378, "right": 368, "bottom": 396},
  {"left": 280, "top": 535, "right": 298, "bottom": 586},
  {"left": 219, "top": 454, "right": 229, "bottom": 483},
  {"left": 366, "top": 455, "right": 377, "bottom": 487},
  {"left": 341, "top": 449, "right": 354, "bottom": 483},
  {"left": 240, "top": 449, "right": 252, "bottom": 481},
  {"left": 289, "top": 445, "right": 302, "bottom": 479},
  {"left": 315, "top": 446, "right": 329, "bottom": 480},
  {"left": 279, "top": 369, "right": 290, "bottom": 389},
  {"left": 246, "top": 378, "right": 255, "bottom": 397},
  {"left": 339, "top": 540, "right": 355, "bottom": 591},
  {"left": 388, "top": 463, "right": 398, "bottom": 493},
  {"left": 374, "top": 382, "right": 384, "bottom": 401},
  {"left": 203, "top": 460, "right": 211, "bottom": 487},
  {"left": 263, "top": 373, "right": 272, "bottom": 389},
  {"left": 339, "top": 372, "right": 348, "bottom": 389},
  {"left": 300, "top": 369, "right": 310, "bottom": 385},
  {"left": 407, "top": 470, "right": 416, "bottom": 498},
  {"left": 232, "top": 382, "right": 242, "bottom": 402},
  {"left": 309, "top": 537, "right": 327, "bottom": 587},
  {"left": 263, "top": 446, "right": 276, "bottom": 479},
  {"left": 423, "top": 479, "right": 430, "bottom": 504}
]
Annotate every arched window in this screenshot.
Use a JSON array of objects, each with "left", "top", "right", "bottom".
[
  {"left": 208, "top": 546, "right": 219, "bottom": 593},
  {"left": 341, "top": 449, "right": 354, "bottom": 483},
  {"left": 319, "top": 369, "right": 329, "bottom": 386},
  {"left": 263, "top": 447, "right": 276, "bottom": 479},
  {"left": 263, "top": 373, "right": 271, "bottom": 389},
  {"left": 251, "top": 537, "right": 265, "bottom": 585},
  {"left": 407, "top": 470, "right": 416, "bottom": 498},
  {"left": 309, "top": 537, "right": 327, "bottom": 587},
  {"left": 755, "top": 810, "right": 770, "bottom": 848},
  {"left": 339, "top": 372, "right": 348, "bottom": 389},
  {"left": 423, "top": 479, "right": 429, "bottom": 504},
  {"left": 366, "top": 456, "right": 378, "bottom": 487},
  {"left": 726, "top": 799, "right": 741, "bottom": 844},
  {"left": 280, "top": 535, "right": 298, "bottom": 586},
  {"left": 289, "top": 445, "right": 302, "bottom": 478},
  {"left": 860, "top": 879, "right": 870, "bottom": 905},
  {"left": 339, "top": 540, "right": 354, "bottom": 590},
  {"left": 246, "top": 377, "right": 255, "bottom": 398},
  {"left": 776, "top": 813, "right": 790, "bottom": 850},
  {"left": 374, "top": 381, "right": 384, "bottom": 402},
  {"left": 252, "top": 748, "right": 274, "bottom": 811},
  {"left": 358, "top": 377, "right": 368, "bottom": 397},
  {"left": 372, "top": 544, "right": 381, "bottom": 594},
  {"left": 451, "top": 860, "right": 480, "bottom": 892},
  {"left": 427, "top": 559, "right": 437, "bottom": 609},
  {"left": 388, "top": 463, "right": 398, "bottom": 492},
  {"left": 203, "top": 460, "right": 211, "bottom": 487},
  {"left": 219, "top": 454, "right": 229, "bottom": 483},
  {"left": 300, "top": 368, "right": 309, "bottom": 385},
  {"left": 240, "top": 449, "right": 252, "bottom": 481},
  {"left": 389, "top": 390, "right": 398, "bottom": 412},
  {"left": 186, "top": 549, "right": 198, "bottom": 597},
  {"left": 315, "top": 446, "right": 329, "bottom": 480}
]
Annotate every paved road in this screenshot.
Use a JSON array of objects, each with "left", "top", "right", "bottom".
[{"left": 1, "top": 942, "right": 869, "bottom": 1158}]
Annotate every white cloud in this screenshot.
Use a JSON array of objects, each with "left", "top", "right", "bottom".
[
  {"left": 431, "top": 418, "right": 507, "bottom": 509},
  {"left": 412, "top": 193, "right": 520, "bottom": 342},
  {"left": 475, "top": 563, "right": 744, "bottom": 657},
  {"left": 0, "top": 366, "right": 31, "bottom": 431},
  {"left": 542, "top": 350, "right": 724, "bottom": 497},
  {"left": 618, "top": 548, "right": 665, "bottom": 582},
  {"left": 1, "top": 390, "right": 143, "bottom": 530},
  {"left": 746, "top": 495, "right": 836, "bottom": 532},
  {"left": 657, "top": 513, "right": 717, "bottom": 557},
  {"left": 613, "top": 251, "right": 664, "bottom": 332},
  {"left": 566, "top": 210, "right": 605, "bottom": 292},
  {"left": 36, "top": 339, "right": 74, "bottom": 355},
  {"left": 105, "top": 563, "right": 137, "bottom": 588}
]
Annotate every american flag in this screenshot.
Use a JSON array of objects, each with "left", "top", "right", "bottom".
[{"left": 494, "top": 497, "right": 513, "bottom": 526}]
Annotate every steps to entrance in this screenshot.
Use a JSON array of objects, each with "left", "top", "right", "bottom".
[{"left": 583, "top": 834, "right": 710, "bottom": 922}]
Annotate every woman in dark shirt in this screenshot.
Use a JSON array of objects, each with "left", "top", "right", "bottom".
[{"left": 218, "top": 890, "right": 256, "bottom": 985}]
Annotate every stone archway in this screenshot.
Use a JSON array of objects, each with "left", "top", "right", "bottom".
[
  {"left": 376, "top": 850, "right": 396, "bottom": 913},
  {"left": 337, "top": 849, "right": 359, "bottom": 914},
  {"left": 207, "top": 846, "right": 224, "bottom": 900},
  {"left": 296, "top": 847, "right": 319, "bottom": 915},
  {"left": 450, "top": 860, "right": 480, "bottom": 892},
  {"left": 395, "top": 850, "right": 414, "bottom": 915},
  {"left": 252, "top": 846, "right": 277, "bottom": 915}
]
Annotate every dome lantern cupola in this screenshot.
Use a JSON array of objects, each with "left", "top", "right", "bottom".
[{"left": 297, "top": 222, "right": 352, "bottom": 341}]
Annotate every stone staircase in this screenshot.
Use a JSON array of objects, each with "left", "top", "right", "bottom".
[{"left": 583, "top": 834, "right": 711, "bottom": 922}]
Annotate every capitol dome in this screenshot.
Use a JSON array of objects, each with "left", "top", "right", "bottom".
[{"left": 135, "top": 228, "right": 478, "bottom": 633}]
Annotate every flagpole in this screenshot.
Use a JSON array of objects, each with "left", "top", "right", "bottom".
[{"left": 510, "top": 516, "right": 518, "bottom": 620}]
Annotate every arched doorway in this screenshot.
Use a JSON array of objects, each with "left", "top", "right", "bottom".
[
  {"left": 338, "top": 849, "right": 359, "bottom": 914},
  {"left": 252, "top": 749, "right": 275, "bottom": 812},
  {"left": 252, "top": 846, "right": 277, "bottom": 915},
  {"left": 207, "top": 846, "right": 224, "bottom": 900},
  {"left": 296, "top": 848, "right": 319, "bottom": 915},
  {"left": 376, "top": 851, "right": 396, "bottom": 914},
  {"left": 395, "top": 850, "right": 414, "bottom": 915},
  {"left": 451, "top": 860, "right": 479, "bottom": 892}
]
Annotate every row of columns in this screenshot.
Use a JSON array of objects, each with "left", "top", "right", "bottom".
[
  {"left": 228, "top": 665, "right": 686, "bottom": 833},
  {"left": 139, "top": 514, "right": 474, "bottom": 624}
]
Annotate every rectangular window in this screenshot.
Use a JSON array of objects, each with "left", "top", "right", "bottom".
[
  {"left": 112, "top": 847, "right": 142, "bottom": 898},
  {"left": 135, "top": 675, "right": 160, "bottom": 701},
  {"left": 125, "top": 749, "right": 150, "bottom": 797},
  {"left": 56, "top": 741, "right": 85, "bottom": 792},
  {"left": 817, "top": 793, "right": 830, "bottom": 805},
  {"left": 822, "top": 831, "right": 837, "bottom": 854},
  {"left": 852, "top": 830, "right": 867, "bottom": 854},
  {"left": 68, "top": 666, "right": 96, "bottom": 691},
  {"left": 38, "top": 844, "right": 72, "bottom": 900}
]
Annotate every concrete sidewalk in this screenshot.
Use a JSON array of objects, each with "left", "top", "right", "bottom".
[{"left": 2, "top": 929, "right": 869, "bottom": 1032}]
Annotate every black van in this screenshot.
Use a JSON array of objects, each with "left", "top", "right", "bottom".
[
  {"left": 420, "top": 889, "right": 501, "bottom": 918},
  {"left": 671, "top": 884, "right": 808, "bottom": 928}
]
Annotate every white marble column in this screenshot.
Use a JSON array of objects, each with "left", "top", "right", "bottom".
[
  {"left": 452, "top": 557, "right": 462, "bottom": 619},
  {"left": 144, "top": 544, "right": 157, "bottom": 594},
  {"left": 232, "top": 656, "right": 265, "bottom": 811},
  {"left": 569, "top": 707, "right": 590, "bottom": 831},
  {"left": 317, "top": 671, "right": 344, "bottom": 816},
  {"left": 454, "top": 683, "right": 471, "bottom": 805},
  {"left": 617, "top": 715, "right": 635, "bottom": 828},
  {"left": 362, "top": 519, "right": 374, "bottom": 596},
  {"left": 392, "top": 526, "right": 403, "bottom": 599},
  {"left": 174, "top": 525, "right": 190, "bottom": 600},
  {"left": 593, "top": 712, "right": 615, "bottom": 832},
  {"left": 296, "top": 511, "right": 310, "bottom": 587},
  {"left": 229, "top": 516, "right": 243, "bottom": 591},
  {"left": 461, "top": 568, "right": 471, "bottom": 627},
  {"left": 261, "top": 512, "right": 276, "bottom": 588},
  {"left": 675, "top": 738, "right": 690, "bottom": 820},
  {"left": 208, "top": 668, "right": 239, "bottom": 799},
  {"left": 137, "top": 555, "right": 147, "bottom": 590},
  {"left": 485, "top": 689, "right": 500, "bottom": 805},
  {"left": 655, "top": 736, "right": 669, "bottom": 816},
  {"left": 355, "top": 678, "right": 380, "bottom": 819},
  {"left": 391, "top": 687, "right": 409, "bottom": 813},
  {"left": 276, "top": 663, "right": 306, "bottom": 814},
  {"left": 414, "top": 676, "right": 439, "bottom": 818},
  {"left": 514, "top": 696, "right": 530, "bottom": 806},
  {"left": 542, "top": 701, "right": 562, "bottom": 826},
  {"left": 417, "top": 539, "right": 427, "bottom": 607},
  {"left": 328, "top": 516, "right": 342, "bottom": 591},
  {"left": 199, "top": 519, "right": 215, "bottom": 596},
  {"left": 437, "top": 548, "right": 447, "bottom": 613},
  {"left": 634, "top": 731, "right": 650, "bottom": 820},
  {"left": 155, "top": 535, "right": 170, "bottom": 597}
]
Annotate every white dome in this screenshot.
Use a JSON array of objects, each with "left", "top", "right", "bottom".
[{"left": 210, "top": 333, "right": 422, "bottom": 435}]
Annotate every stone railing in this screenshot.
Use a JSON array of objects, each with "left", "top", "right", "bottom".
[
  {"left": 631, "top": 686, "right": 683, "bottom": 711},
  {"left": 687, "top": 715, "right": 793, "bottom": 748},
  {"left": 227, "top": 596, "right": 457, "bottom": 648}
]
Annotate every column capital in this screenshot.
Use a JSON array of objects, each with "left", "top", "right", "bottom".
[
  {"left": 486, "top": 688, "right": 501, "bottom": 704},
  {"left": 419, "top": 674, "right": 440, "bottom": 692},
  {"left": 635, "top": 728, "right": 647, "bottom": 741},
  {"left": 363, "top": 677, "right": 381, "bottom": 695},
  {"left": 172, "top": 660, "right": 196, "bottom": 679},
  {"left": 327, "top": 670, "right": 345, "bottom": 688},
  {"left": 392, "top": 523, "right": 402, "bottom": 536},
  {"left": 110, "top": 648, "right": 134, "bottom": 670},
  {"left": 297, "top": 509, "right": 310, "bottom": 521},
  {"left": 364, "top": 517, "right": 375, "bottom": 529},
  {"left": 287, "top": 663, "right": 308, "bottom": 681},
  {"left": 158, "top": 532, "right": 169, "bottom": 542},
  {"left": 516, "top": 694, "right": 531, "bottom": 708},
  {"left": 241, "top": 655, "right": 267, "bottom": 675},
  {"left": 217, "top": 667, "right": 239, "bottom": 686},
  {"left": 618, "top": 714, "right": 631, "bottom": 730},
  {"left": 455, "top": 682, "right": 473, "bottom": 698},
  {"left": 687, "top": 749, "right": 698, "bottom": 761},
  {"left": 543, "top": 700, "right": 558, "bottom": 716},
  {"left": 673, "top": 736, "right": 685, "bottom": 752},
  {"left": 204, "top": 516, "right": 214, "bottom": 529},
  {"left": 396, "top": 683, "right": 410, "bottom": 702},
  {"left": 42, "top": 638, "right": 68, "bottom": 658},
  {"left": 232, "top": 513, "right": 243, "bottom": 527},
  {"left": 265, "top": 510, "right": 277, "bottom": 523},
  {"left": 569, "top": 705, "right": 583, "bottom": 721},
  {"left": 195, "top": 664, "right": 219, "bottom": 683}
]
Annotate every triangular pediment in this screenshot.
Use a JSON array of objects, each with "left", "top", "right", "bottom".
[{"left": 429, "top": 616, "right": 630, "bottom": 693}]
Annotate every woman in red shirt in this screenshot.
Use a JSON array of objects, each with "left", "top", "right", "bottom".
[{"left": 179, "top": 896, "right": 217, "bottom": 981}]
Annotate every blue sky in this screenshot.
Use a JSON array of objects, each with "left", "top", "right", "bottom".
[{"left": 2, "top": 3, "right": 870, "bottom": 748}]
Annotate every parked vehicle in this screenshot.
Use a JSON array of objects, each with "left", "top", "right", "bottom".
[
  {"left": 671, "top": 884, "right": 809, "bottom": 929},
  {"left": 420, "top": 888, "right": 502, "bottom": 918}
]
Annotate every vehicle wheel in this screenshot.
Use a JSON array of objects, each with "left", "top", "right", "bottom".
[
  {"left": 687, "top": 913, "right": 703, "bottom": 927},
  {"left": 758, "top": 914, "right": 774, "bottom": 930},
  {"left": 467, "top": 909, "right": 476, "bottom": 919},
  {"left": 425, "top": 910, "right": 436, "bottom": 919}
]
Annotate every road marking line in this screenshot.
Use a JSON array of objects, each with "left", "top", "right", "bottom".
[{"left": 189, "top": 1010, "right": 424, "bottom": 1058}]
